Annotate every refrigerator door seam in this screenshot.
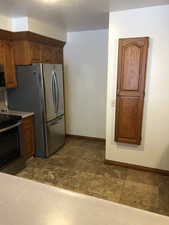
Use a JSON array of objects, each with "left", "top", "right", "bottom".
[{"left": 40, "top": 64, "right": 49, "bottom": 156}]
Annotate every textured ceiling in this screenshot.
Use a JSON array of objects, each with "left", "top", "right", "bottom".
[{"left": 0, "top": 0, "right": 169, "bottom": 31}]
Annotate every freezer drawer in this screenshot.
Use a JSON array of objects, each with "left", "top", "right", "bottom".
[{"left": 46, "top": 115, "right": 65, "bottom": 157}]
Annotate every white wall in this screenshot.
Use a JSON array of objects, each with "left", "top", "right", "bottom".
[
  {"left": 11, "top": 17, "right": 28, "bottom": 32},
  {"left": 6, "top": 16, "right": 67, "bottom": 41},
  {"left": 106, "top": 5, "right": 169, "bottom": 170},
  {"left": 0, "top": 15, "right": 11, "bottom": 30},
  {"left": 64, "top": 29, "right": 108, "bottom": 138},
  {"left": 28, "top": 17, "right": 66, "bottom": 41}
]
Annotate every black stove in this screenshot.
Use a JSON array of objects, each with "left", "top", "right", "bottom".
[
  {"left": 0, "top": 114, "right": 25, "bottom": 174},
  {"left": 0, "top": 114, "right": 21, "bottom": 129}
]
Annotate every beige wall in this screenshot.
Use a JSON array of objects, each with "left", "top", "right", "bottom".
[
  {"left": 106, "top": 5, "right": 169, "bottom": 170},
  {"left": 64, "top": 29, "right": 108, "bottom": 138},
  {"left": 0, "top": 15, "right": 11, "bottom": 30}
]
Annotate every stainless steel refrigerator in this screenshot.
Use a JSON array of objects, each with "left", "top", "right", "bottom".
[{"left": 7, "top": 64, "right": 65, "bottom": 158}]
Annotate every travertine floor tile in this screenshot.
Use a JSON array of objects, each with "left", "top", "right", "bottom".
[
  {"left": 17, "top": 136, "right": 169, "bottom": 217},
  {"left": 119, "top": 180, "right": 159, "bottom": 211},
  {"left": 126, "top": 169, "right": 160, "bottom": 185}
]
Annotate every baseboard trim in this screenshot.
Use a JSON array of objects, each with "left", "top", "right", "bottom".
[
  {"left": 104, "top": 159, "right": 169, "bottom": 176},
  {"left": 66, "top": 134, "right": 105, "bottom": 142}
]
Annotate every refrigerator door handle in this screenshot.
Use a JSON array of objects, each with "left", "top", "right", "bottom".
[
  {"left": 53, "top": 71, "right": 59, "bottom": 114},
  {"left": 52, "top": 72, "right": 57, "bottom": 112}
]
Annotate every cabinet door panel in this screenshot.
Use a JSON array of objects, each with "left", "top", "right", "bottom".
[
  {"left": 122, "top": 45, "right": 141, "bottom": 91},
  {"left": 0, "top": 41, "right": 4, "bottom": 64},
  {"left": 51, "top": 47, "right": 63, "bottom": 64},
  {"left": 57, "top": 47, "right": 63, "bottom": 64},
  {"left": 3, "top": 41, "right": 17, "bottom": 88},
  {"left": 115, "top": 96, "right": 142, "bottom": 144},
  {"left": 115, "top": 37, "right": 149, "bottom": 145},
  {"left": 13, "top": 41, "right": 31, "bottom": 65},
  {"left": 30, "top": 42, "right": 41, "bottom": 62},
  {"left": 40, "top": 44, "right": 53, "bottom": 63},
  {"left": 21, "top": 116, "right": 35, "bottom": 159}
]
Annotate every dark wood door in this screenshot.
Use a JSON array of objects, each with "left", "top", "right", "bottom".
[{"left": 115, "top": 37, "right": 149, "bottom": 145}]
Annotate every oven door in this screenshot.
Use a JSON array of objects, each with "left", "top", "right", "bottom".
[
  {"left": 0, "top": 64, "right": 5, "bottom": 87},
  {"left": 0, "top": 123, "right": 21, "bottom": 169}
]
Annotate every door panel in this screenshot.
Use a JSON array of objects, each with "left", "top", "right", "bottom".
[
  {"left": 115, "top": 96, "right": 142, "bottom": 144},
  {"left": 54, "top": 64, "right": 64, "bottom": 117},
  {"left": 43, "top": 64, "right": 56, "bottom": 122},
  {"left": 46, "top": 115, "right": 65, "bottom": 156},
  {"left": 122, "top": 45, "right": 141, "bottom": 91},
  {"left": 40, "top": 44, "right": 52, "bottom": 63},
  {"left": 115, "top": 37, "right": 149, "bottom": 145},
  {"left": 3, "top": 41, "right": 17, "bottom": 88},
  {"left": 30, "top": 42, "right": 41, "bottom": 63},
  {"left": 21, "top": 116, "right": 35, "bottom": 159}
]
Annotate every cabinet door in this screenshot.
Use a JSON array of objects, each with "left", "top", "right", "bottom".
[
  {"left": 13, "top": 41, "right": 32, "bottom": 65},
  {"left": 57, "top": 47, "right": 63, "bottom": 64},
  {"left": 0, "top": 41, "right": 4, "bottom": 64},
  {"left": 50, "top": 47, "right": 63, "bottom": 64},
  {"left": 40, "top": 44, "right": 53, "bottom": 63},
  {"left": 50, "top": 47, "right": 58, "bottom": 64},
  {"left": 3, "top": 41, "right": 17, "bottom": 88},
  {"left": 21, "top": 116, "right": 35, "bottom": 159},
  {"left": 115, "top": 37, "right": 149, "bottom": 145},
  {"left": 30, "top": 42, "right": 41, "bottom": 63}
]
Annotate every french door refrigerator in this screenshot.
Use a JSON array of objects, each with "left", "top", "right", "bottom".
[{"left": 7, "top": 64, "right": 65, "bottom": 158}]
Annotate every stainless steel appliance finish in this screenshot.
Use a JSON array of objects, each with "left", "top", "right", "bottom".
[
  {"left": 46, "top": 115, "right": 65, "bottom": 156},
  {"left": 43, "top": 64, "right": 64, "bottom": 121},
  {"left": 8, "top": 64, "right": 65, "bottom": 158}
]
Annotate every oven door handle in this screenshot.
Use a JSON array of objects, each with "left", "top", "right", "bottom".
[{"left": 0, "top": 122, "right": 21, "bottom": 133}]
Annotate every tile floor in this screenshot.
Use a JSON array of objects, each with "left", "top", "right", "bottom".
[{"left": 17, "top": 136, "right": 169, "bottom": 217}]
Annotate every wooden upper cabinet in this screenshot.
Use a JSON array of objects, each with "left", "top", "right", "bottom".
[
  {"left": 115, "top": 37, "right": 149, "bottom": 145},
  {"left": 13, "top": 41, "right": 42, "bottom": 65},
  {"left": 1, "top": 30, "right": 65, "bottom": 66},
  {"left": 0, "top": 40, "right": 17, "bottom": 88},
  {"left": 50, "top": 47, "right": 63, "bottom": 64},
  {"left": 13, "top": 41, "right": 32, "bottom": 65},
  {"left": 13, "top": 41, "right": 64, "bottom": 65},
  {"left": 40, "top": 44, "right": 53, "bottom": 63},
  {"left": 30, "top": 42, "right": 41, "bottom": 63},
  {"left": 50, "top": 47, "right": 58, "bottom": 64},
  {"left": 57, "top": 47, "right": 63, "bottom": 64}
]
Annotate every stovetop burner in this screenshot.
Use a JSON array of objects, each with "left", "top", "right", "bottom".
[{"left": 0, "top": 114, "right": 21, "bottom": 129}]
